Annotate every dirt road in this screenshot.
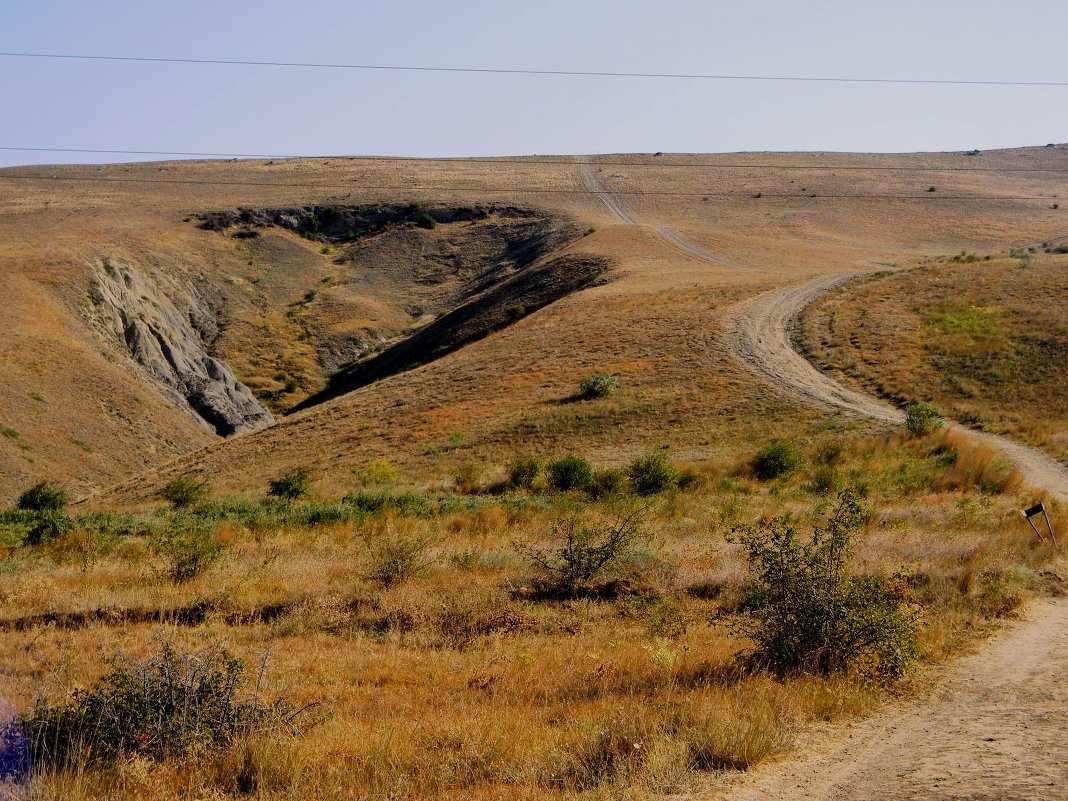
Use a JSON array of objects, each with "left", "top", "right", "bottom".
[
  {"left": 576, "top": 162, "right": 746, "bottom": 268},
  {"left": 580, "top": 166, "right": 1068, "bottom": 798},
  {"left": 716, "top": 275, "right": 1068, "bottom": 798},
  {"left": 712, "top": 597, "right": 1068, "bottom": 801},
  {"left": 721, "top": 274, "right": 1068, "bottom": 504}
]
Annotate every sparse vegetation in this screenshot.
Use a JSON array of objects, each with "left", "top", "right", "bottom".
[
  {"left": 267, "top": 467, "right": 313, "bottom": 501},
  {"left": 160, "top": 473, "right": 211, "bottom": 509},
  {"left": 368, "top": 532, "right": 434, "bottom": 586},
  {"left": 905, "top": 401, "right": 941, "bottom": 436},
  {"left": 23, "top": 640, "right": 303, "bottom": 768},
  {"left": 802, "top": 255, "right": 1068, "bottom": 460},
  {"left": 751, "top": 442, "right": 804, "bottom": 481},
  {"left": 578, "top": 372, "right": 618, "bottom": 399},
  {"left": 454, "top": 461, "right": 483, "bottom": 495},
  {"left": 154, "top": 528, "right": 222, "bottom": 584},
  {"left": 352, "top": 458, "right": 399, "bottom": 487},
  {"left": 516, "top": 508, "right": 647, "bottom": 597},
  {"left": 547, "top": 454, "right": 594, "bottom": 491},
  {"left": 3, "top": 148, "right": 1067, "bottom": 801}
]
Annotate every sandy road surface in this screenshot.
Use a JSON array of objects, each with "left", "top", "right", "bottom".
[
  {"left": 576, "top": 162, "right": 746, "bottom": 268},
  {"left": 711, "top": 598, "right": 1068, "bottom": 801}
]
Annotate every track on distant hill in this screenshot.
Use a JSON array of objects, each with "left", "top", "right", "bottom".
[{"left": 576, "top": 161, "right": 746, "bottom": 268}]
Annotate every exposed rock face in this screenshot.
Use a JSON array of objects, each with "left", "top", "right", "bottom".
[{"left": 88, "top": 258, "right": 274, "bottom": 436}]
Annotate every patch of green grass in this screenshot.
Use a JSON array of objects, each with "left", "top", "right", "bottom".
[
  {"left": 69, "top": 438, "right": 94, "bottom": 454},
  {"left": 930, "top": 305, "right": 1003, "bottom": 338},
  {"left": 1, "top": 426, "right": 19, "bottom": 440}
]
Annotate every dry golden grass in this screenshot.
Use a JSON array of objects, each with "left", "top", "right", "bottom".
[
  {"left": 3, "top": 428, "right": 1063, "bottom": 800},
  {"left": 1, "top": 147, "right": 1066, "bottom": 798}
]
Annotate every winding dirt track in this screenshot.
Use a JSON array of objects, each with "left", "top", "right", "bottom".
[
  {"left": 722, "top": 275, "right": 1068, "bottom": 504},
  {"left": 576, "top": 164, "right": 1068, "bottom": 799},
  {"left": 706, "top": 257, "right": 1068, "bottom": 801}
]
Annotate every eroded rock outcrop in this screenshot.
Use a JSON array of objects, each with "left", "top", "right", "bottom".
[{"left": 88, "top": 257, "right": 273, "bottom": 436}]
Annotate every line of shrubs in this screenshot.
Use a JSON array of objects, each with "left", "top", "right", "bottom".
[{"left": 507, "top": 451, "right": 701, "bottom": 498}]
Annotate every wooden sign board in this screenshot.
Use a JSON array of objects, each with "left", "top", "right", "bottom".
[{"left": 1021, "top": 502, "right": 1056, "bottom": 544}]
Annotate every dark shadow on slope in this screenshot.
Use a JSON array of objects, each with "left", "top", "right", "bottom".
[{"left": 291, "top": 254, "right": 614, "bottom": 412}]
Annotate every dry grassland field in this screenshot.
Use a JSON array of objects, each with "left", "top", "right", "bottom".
[{"left": 0, "top": 146, "right": 1066, "bottom": 800}]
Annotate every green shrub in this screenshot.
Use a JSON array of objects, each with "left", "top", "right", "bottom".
[
  {"left": 160, "top": 473, "right": 211, "bottom": 509},
  {"left": 578, "top": 373, "right": 618, "bottom": 400},
  {"left": 344, "top": 491, "right": 433, "bottom": 517},
  {"left": 454, "top": 462, "right": 483, "bottom": 495},
  {"left": 751, "top": 442, "right": 804, "bottom": 481},
  {"left": 16, "top": 481, "right": 68, "bottom": 514},
  {"left": 154, "top": 529, "right": 221, "bottom": 584},
  {"left": 808, "top": 467, "right": 838, "bottom": 495},
  {"left": 23, "top": 641, "right": 300, "bottom": 768},
  {"left": 587, "top": 468, "right": 628, "bottom": 499},
  {"left": 25, "top": 513, "right": 74, "bottom": 547},
  {"left": 516, "top": 509, "right": 647, "bottom": 598},
  {"left": 731, "top": 490, "right": 919, "bottom": 680},
  {"left": 547, "top": 455, "right": 594, "bottom": 492},
  {"left": 267, "top": 467, "right": 313, "bottom": 502},
  {"left": 905, "top": 402, "right": 941, "bottom": 436},
  {"left": 508, "top": 457, "right": 541, "bottom": 490},
  {"left": 368, "top": 534, "right": 434, "bottom": 586},
  {"left": 626, "top": 452, "right": 680, "bottom": 496},
  {"left": 414, "top": 213, "right": 437, "bottom": 230}
]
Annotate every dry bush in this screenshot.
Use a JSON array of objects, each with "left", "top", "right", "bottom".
[
  {"left": 732, "top": 490, "right": 919, "bottom": 680},
  {"left": 516, "top": 508, "right": 648, "bottom": 598},
  {"left": 23, "top": 640, "right": 309, "bottom": 770},
  {"left": 932, "top": 429, "right": 1023, "bottom": 494}
]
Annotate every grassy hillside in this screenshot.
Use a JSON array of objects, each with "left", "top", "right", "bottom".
[
  {"left": 1, "top": 148, "right": 1066, "bottom": 504},
  {"left": 801, "top": 252, "right": 1068, "bottom": 462},
  {"left": 0, "top": 146, "right": 1066, "bottom": 799}
]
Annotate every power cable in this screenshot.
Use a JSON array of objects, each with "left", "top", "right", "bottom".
[{"left": 2, "top": 51, "right": 1066, "bottom": 87}]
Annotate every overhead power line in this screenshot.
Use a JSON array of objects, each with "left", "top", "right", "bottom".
[
  {"left": 1, "top": 146, "right": 1067, "bottom": 173},
  {"left": 1, "top": 51, "right": 1067, "bottom": 87},
  {"left": 0, "top": 172, "right": 1057, "bottom": 201}
]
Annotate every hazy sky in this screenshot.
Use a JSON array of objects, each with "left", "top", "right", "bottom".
[{"left": 2, "top": 0, "right": 1067, "bottom": 167}]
